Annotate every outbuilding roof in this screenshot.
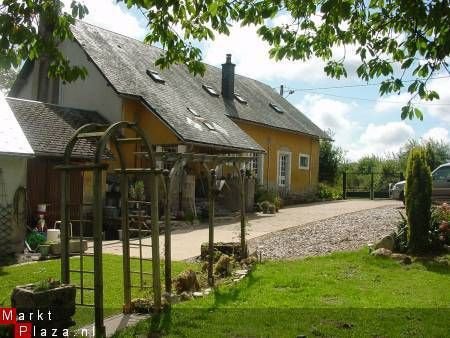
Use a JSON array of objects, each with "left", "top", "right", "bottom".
[
  {"left": 0, "top": 95, "right": 34, "bottom": 157},
  {"left": 5, "top": 97, "right": 107, "bottom": 158},
  {"left": 70, "top": 21, "right": 327, "bottom": 152}
]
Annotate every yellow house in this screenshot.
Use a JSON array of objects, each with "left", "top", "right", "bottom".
[{"left": 10, "top": 20, "right": 327, "bottom": 197}]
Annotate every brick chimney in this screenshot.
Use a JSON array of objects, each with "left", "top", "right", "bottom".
[{"left": 221, "top": 54, "right": 235, "bottom": 99}]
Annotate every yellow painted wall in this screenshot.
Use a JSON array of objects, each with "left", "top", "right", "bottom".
[
  {"left": 105, "top": 99, "right": 181, "bottom": 170},
  {"left": 235, "top": 120, "right": 320, "bottom": 193}
]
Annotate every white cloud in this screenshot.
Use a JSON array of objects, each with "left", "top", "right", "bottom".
[
  {"left": 345, "top": 121, "right": 415, "bottom": 160},
  {"left": 423, "top": 77, "right": 450, "bottom": 124},
  {"left": 63, "top": 0, "right": 146, "bottom": 39},
  {"left": 422, "top": 127, "right": 449, "bottom": 143},
  {"left": 203, "top": 17, "right": 361, "bottom": 83},
  {"left": 374, "top": 92, "right": 411, "bottom": 114}
]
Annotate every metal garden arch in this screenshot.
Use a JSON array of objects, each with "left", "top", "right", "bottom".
[{"left": 57, "top": 121, "right": 161, "bottom": 337}]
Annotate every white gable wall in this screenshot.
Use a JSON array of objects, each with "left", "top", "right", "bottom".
[
  {"left": 59, "top": 40, "right": 123, "bottom": 122},
  {"left": 14, "top": 40, "right": 123, "bottom": 123}
]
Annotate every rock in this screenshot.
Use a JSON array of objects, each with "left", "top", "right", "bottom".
[
  {"left": 201, "top": 242, "right": 244, "bottom": 260},
  {"left": 192, "top": 292, "right": 203, "bottom": 298},
  {"left": 174, "top": 269, "right": 200, "bottom": 294},
  {"left": 391, "top": 253, "right": 408, "bottom": 260},
  {"left": 234, "top": 269, "right": 248, "bottom": 276},
  {"left": 371, "top": 248, "right": 392, "bottom": 257},
  {"left": 162, "top": 293, "right": 180, "bottom": 304},
  {"left": 374, "top": 235, "right": 395, "bottom": 251},
  {"left": 401, "top": 256, "right": 412, "bottom": 265},
  {"left": 179, "top": 291, "right": 192, "bottom": 301},
  {"left": 233, "top": 279, "right": 240, "bottom": 283},
  {"left": 214, "top": 254, "right": 233, "bottom": 276},
  {"left": 434, "top": 257, "right": 449, "bottom": 266}
]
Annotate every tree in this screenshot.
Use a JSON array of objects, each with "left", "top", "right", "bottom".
[
  {"left": 405, "top": 146, "right": 432, "bottom": 253},
  {"left": 398, "top": 139, "right": 450, "bottom": 172},
  {"left": 0, "top": 67, "right": 17, "bottom": 94},
  {"left": 1, "top": 0, "right": 449, "bottom": 119},
  {"left": 319, "top": 131, "right": 344, "bottom": 184}
]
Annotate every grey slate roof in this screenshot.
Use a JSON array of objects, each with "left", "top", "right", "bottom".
[
  {"left": 70, "top": 21, "right": 327, "bottom": 152},
  {"left": 5, "top": 97, "right": 108, "bottom": 158}
]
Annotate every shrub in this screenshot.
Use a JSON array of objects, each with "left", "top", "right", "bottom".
[
  {"left": 316, "top": 183, "right": 342, "bottom": 200},
  {"left": 260, "top": 200, "right": 271, "bottom": 214},
  {"left": 255, "top": 186, "right": 283, "bottom": 211},
  {"left": 430, "top": 203, "right": 450, "bottom": 248},
  {"left": 405, "top": 146, "right": 432, "bottom": 253}
]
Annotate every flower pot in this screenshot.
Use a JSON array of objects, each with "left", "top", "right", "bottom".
[
  {"left": 39, "top": 244, "right": 50, "bottom": 256},
  {"left": 11, "top": 282, "right": 76, "bottom": 332}
]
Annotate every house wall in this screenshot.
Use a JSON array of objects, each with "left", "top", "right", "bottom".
[
  {"left": 59, "top": 40, "right": 123, "bottom": 121},
  {"left": 234, "top": 120, "right": 320, "bottom": 193},
  {"left": 0, "top": 155, "right": 27, "bottom": 203},
  {"left": 13, "top": 40, "right": 123, "bottom": 122}
]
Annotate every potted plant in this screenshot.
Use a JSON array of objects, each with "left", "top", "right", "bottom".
[
  {"left": 11, "top": 278, "right": 76, "bottom": 333},
  {"left": 39, "top": 243, "right": 50, "bottom": 257}
]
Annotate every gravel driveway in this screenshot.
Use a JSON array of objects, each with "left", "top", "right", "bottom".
[{"left": 250, "top": 205, "right": 403, "bottom": 260}]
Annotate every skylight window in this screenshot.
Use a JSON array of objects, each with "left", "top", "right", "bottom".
[
  {"left": 269, "top": 102, "right": 283, "bottom": 113},
  {"left": 202, "top": 84, "right": 220, "bottom": 97},
  {"left": 187, "top": 107, "right": 201, "bottom": 117},
  {"left": 203, "top": 121, "right": 216, "bottom": 131},
  {"left": 234, "top": 93, "right": 247, "bottom": 104},
  {"left": 146, "top": 69, "right": 165, "bottom": 84}
]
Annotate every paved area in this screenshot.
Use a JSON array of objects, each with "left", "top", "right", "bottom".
[
  {"left": 88, "top": 199, "right": 402, "bottom": 261},
  {"left": 78, "top": 313, "right": 150, "bottom": 337}
]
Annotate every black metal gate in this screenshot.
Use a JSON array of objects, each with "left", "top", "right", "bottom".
[{"left": 343, "top": 171, "right": 404, "bottom": 199}]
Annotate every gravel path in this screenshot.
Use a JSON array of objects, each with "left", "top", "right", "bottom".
[{"left": 249, "top": 206, "right": 403, "bottom": 260}]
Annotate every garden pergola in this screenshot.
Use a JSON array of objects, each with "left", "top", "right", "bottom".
[{"left": 57, "top": 121, "right": 254, "bottom": 337}]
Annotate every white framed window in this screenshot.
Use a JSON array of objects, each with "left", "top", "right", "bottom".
[
  {"left": 277, "top": 150, "right": 291, "bottom": 188},
  {"left": 299, "top": 153, "right": 310, "bottom": 170}
]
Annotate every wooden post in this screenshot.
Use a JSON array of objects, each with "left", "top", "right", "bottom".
[
  {"left": 208, "top": 169, "right": 216, "bottom": 287},
  {"left": 60, "top": 171, "right": 70, "bottom": 284},
  {"left": 239, "top": 168, "right": 247, "bottom": 259},
  {"left": 121, "top": 173, "right": 131, "bottom": 313},
  {"left": 342, "top": 172, "right": 347, "bottom": 200},
  {"left": 93, "top": 168, "right": 105, "bottom": 338},
  {"left": 163, "top": 169, "right": 172, "bottom": 294},
  {"left": 150, "top": 172, "right": 161, "bottom": 310}
]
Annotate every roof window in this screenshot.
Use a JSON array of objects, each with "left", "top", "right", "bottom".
[
  {"left": 269, "top": 102, "right": 283, "bottom": 113},
  {"left": 203, "top": 121, "right": 216, "bottom": 131},
  {"left": 187, "top": 107, "right": 201, "bottom": 117},
  {"left": 202, "top": 84, "right": 220, "bottom": 97},
  {"left": 234, "top": 93, "right": 247, "bottom": 104},
  {"left": 146, "top": 69, "right": 165, "bottom": 84}
]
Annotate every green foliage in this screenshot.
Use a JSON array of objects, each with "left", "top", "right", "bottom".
[
  {"left": 2, "top": 1, "right": 450, "bottom": 118},
  {"left": 399, "top": 139, "right": 450, "bottom": 173},
  {"left": 405, "top": 146, "right": 432, "bottom": 253},
  {"left": 430, "top": 203, "right": 450, "bottom": 248},
  {"left": 319, "top": 131, "right": 344, "bottom": 185},
  {"left": 0, "top": 67, "right": 17, "bottom": 94},
  {"left": 129, "top": 180, "right": 145, "bottom": 201},
  {"left": 25, "top": 231, "right": 46, "bottom": 251},
  {"left": 0, "top": 1, "right": 88, "bottom": 82},
  {"left": 316, "top": 183, "right": 342, "bottom": 200}
]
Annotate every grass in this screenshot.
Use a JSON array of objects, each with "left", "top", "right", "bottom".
[
  {"left": 113, "top": 250, "right": 450, "bottom": 338},
  {"left": 0, "top": 254, "right": 198, "bottom": 328}
]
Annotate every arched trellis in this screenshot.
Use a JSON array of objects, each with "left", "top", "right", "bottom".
[
  {"left": 155, "top": 152, "right": 255, "bottom": 287},
  {"left": 56, "top": 121, "right": 161, "bottom": 337}
]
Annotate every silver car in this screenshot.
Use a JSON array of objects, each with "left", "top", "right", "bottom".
[{"left": 391, "top": 163, "right": 450, "bottom": 202}]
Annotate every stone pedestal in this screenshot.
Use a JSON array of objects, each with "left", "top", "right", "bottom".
[{"left": 11, "top": 283, "right": 76, "bottom": 332}]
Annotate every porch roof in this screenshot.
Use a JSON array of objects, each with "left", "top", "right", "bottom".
[{"left": 5, "top": 97, "right": 108, "bottom": 158}]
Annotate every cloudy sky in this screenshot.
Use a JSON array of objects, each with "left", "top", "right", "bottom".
[{"left": 64, "top": 0, "right": 450, "bottom": 161}]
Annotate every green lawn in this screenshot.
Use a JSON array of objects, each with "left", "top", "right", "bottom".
[
  {"left": 0, "top": 255, "right": 198, "bottom": 328},
  {"left": 113, "top": 250, "right": 450, "bottom": 338}
]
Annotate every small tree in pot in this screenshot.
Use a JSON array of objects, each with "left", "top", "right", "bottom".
[{"left": 405, "top": 147, "right": 432, "bottom": 253}]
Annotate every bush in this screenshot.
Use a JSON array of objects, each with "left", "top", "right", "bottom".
[
  {"left": 405, "top": 147, "right": 432, "bottom": 253},
  {"left": 255, "top": 186, "right": 283, "bottom": 211},
  {"left": 316, "top": 183, "right": 342, "bottom": 200},
  {"left": 430, "top": 203, "right": 450, "bottom": 248}
]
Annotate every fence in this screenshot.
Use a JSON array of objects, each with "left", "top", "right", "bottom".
[{"left": 343, "top": 171, "right": 404, "bottom": 200}]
